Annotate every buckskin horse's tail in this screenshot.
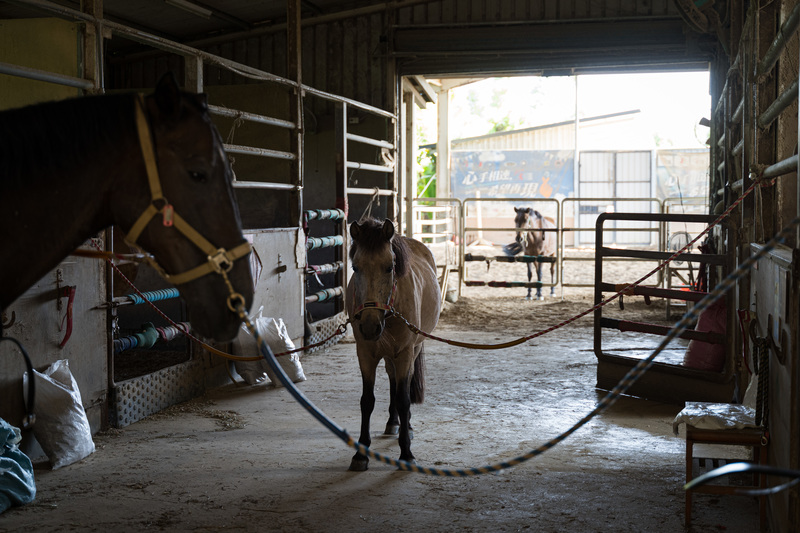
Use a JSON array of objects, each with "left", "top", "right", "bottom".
[{"left": 410, "top": 344, "right": 426, "bottom": 404}]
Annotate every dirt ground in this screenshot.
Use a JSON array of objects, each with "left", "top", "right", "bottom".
[{"left": 1, "top": 258, "right": 760, "bottom": 532}]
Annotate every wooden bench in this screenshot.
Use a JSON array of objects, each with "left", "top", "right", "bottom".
[{"left": 685, "top": 425, "right": 768, "bottom": 529}]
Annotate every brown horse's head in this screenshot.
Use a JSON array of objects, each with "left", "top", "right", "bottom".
[
  {"left": 513, "top": 206, "right": 546, "bottom": 253},
  {"left": 348, "top": 218, "right": 408, "bottom": 341},
  {"left": 118, "top": 74, "right": 253, "bottom": 342}
]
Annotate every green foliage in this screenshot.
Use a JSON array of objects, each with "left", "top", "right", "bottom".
[
  {"left": 417, "top": 148, "right": 437, "bottom": 198},
  {"left": 489, "top": 116, "right": 513, "bottom": 133}
]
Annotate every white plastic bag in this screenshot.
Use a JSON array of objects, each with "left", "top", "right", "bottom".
[
  {"left": 22, "top": 359, "right": 95, "bottom": 469},
  {"left": 257, "top": 316, "right": 306, "bottom": 387},
  {"left": 232, "top": 310, "right": 306, "bottom": 387},
  {"left": 232, "top": 307, "right": 269, "bottom": 385}
]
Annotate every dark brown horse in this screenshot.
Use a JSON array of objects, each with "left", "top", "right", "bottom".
[
  {"left": 508, "top": 207, "right": 557, "bottom": 300},
  {"left": 346, "top": 218, "right": 441, "bottom": 470},
  {"left": 0, "top": 74, "right": 252, "bottom": 341}
]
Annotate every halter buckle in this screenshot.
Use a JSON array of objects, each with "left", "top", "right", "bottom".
[{"left": 209, "top": 248, "right": 234, "bottom": 274}]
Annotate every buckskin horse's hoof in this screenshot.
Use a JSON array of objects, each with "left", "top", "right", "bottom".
[
  {"left": 349, "top": 456, "right": 369, "bottom": 471},
  {"left": 398, "top": 457, "right": 416, "bottom": 470}
]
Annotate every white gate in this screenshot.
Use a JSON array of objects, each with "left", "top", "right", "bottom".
[{"left": 577, "top": 151, "right": 654, "bottom": 246}]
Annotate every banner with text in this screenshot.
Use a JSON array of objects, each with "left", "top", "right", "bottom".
[{"left": 451, "top": 150, "right": 575, "bottom": 200}]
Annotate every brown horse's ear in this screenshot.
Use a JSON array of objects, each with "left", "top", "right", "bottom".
[
  {"left": 381, "top": 219, "right": 395, "bottom": 241},
  {"left": 190, "top": 92, "right": 209, "bottom": 112},
  {"left": 350, "top": 221, "right": 361, "bottom": 241},
  {"left": 154, "top": 72, "right": 182, "bottom": 119}
]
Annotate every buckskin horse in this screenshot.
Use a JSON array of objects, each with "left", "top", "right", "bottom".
[
  {"left": 346, "top": 218, "right": 441, "bottom": 470},
  {"left": 0, "top": 73, "right": 252, "bottom": 341}
]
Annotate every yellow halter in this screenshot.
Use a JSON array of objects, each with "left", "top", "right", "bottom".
[{"left": 125, "top": 95, "right": 251, "bottom": 296}]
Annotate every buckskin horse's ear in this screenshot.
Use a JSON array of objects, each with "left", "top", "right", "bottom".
[
  {"left": 154, "top": 72, "right": 182, "bottom": 119},
  {"left": 350, "top": 221, "right": 361, "bottom": 240},
  {"left": 381, "top": 219, "right": 395, "bottom": 241}
]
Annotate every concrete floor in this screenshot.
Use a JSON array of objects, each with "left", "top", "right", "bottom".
[{"left": 1, "top": 292, "right": 761, "bottom": 532}]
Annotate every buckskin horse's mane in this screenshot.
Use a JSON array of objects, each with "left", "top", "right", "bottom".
[
  {"left": 349, "top": 217, "right": 410, "bottom": 278},
  {"left": 1, "top": 93, "right": 137, "bottom": 186}
]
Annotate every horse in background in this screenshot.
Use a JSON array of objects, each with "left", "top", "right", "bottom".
[
  {"left": 346, "top": 218, "right": 441, "bottom": 471},
  {"left": 505, "top": 207, "right": 557, "bottom": 300},
  {"left": 0, "top": 73, "right": 252, "bottom": 341}
]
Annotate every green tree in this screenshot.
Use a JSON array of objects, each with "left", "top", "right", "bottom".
[{"left": 417, "top": 148, "right": 437, "bottom": 198}]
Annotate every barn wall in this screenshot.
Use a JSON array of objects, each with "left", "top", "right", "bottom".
[
  {"left": 0, "top": 18, "right": 81, "bottom": 106},
  {"left": 710, "top": 1, "right": 800, "bottom": 530}
]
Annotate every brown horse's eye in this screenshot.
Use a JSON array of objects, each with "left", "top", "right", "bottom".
[
  {"left": 188, "top": 170, "right": 207, "bottom": 183},
  {"left": 352, "top": 266, "right": 359, "bottom": 274}
]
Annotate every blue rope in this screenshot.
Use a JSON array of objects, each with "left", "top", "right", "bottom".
[{"left": 246, "top": 216, "right": 800, "bottom": 476}]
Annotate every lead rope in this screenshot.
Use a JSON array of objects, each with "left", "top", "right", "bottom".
[
  {"left": 231, "top": 215, "right": 800, "bottom": 476},
  {"left": 753, "top": 336, "right": 769, "bottom": 431}
]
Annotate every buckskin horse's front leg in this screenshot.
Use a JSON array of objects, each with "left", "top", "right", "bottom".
[
  {"left": 395, "top": 374, "right": 414, "bottom": 465},
  {"left": 526, "top": 262, "right": 534, "bottom": 300},
  {"left": 350, "top": 355, "right": 378, "bottom": 471},
  {"left": 385, "top": 378, "right": 400, "bottom": 435}
]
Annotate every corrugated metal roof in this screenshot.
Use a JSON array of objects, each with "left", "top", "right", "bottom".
[{"left": 420, "top": 109, "right": 641, "bottom": 150}]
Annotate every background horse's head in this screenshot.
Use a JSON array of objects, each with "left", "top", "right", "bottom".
[
  {"left": 513, "top": 206, "right": 546, "bottom": 252},
  {"left": 348, "top": 218, "right": 408, "bottom": 341},
  {"left": 117, "top": 74, "right": 253, "bottom": 342}
]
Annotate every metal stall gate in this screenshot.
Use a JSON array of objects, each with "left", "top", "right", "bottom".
[
  {"left": 592, "top": 212, "right": 731, "bottom": 404},
  {"left": 302, "top": 88, "right": 398, "bottom": 346}
]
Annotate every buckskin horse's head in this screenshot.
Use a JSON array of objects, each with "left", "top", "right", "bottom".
[{"left": 348, "top": 218, "right": 408, "bottom": 341}]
